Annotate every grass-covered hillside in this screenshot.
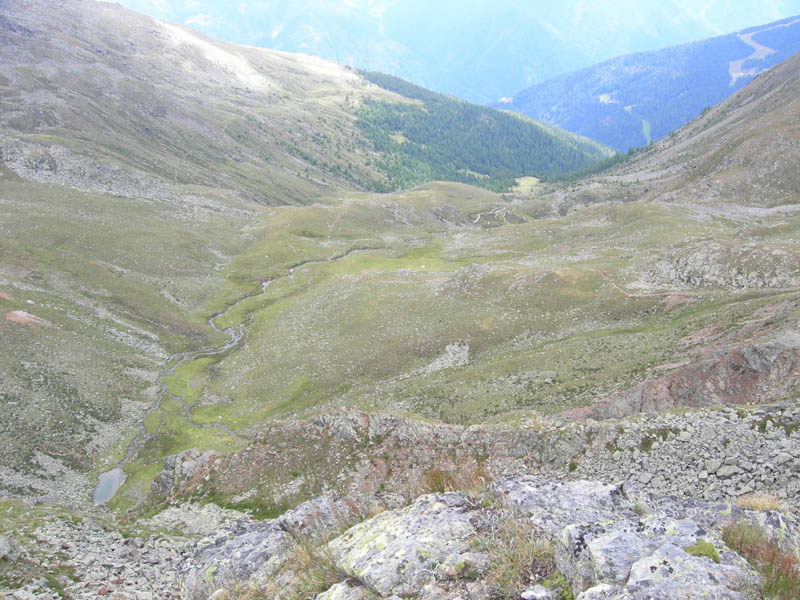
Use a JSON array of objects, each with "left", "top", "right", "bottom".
[
  {"left": 497, "top": 15, "right": 800, "bottom": 151},
  {"left": 0, "top": 0, "right": 611, "bottom": 205}
]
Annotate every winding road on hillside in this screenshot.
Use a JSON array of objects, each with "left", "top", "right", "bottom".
[{"left": 729, "top": 18, "right": 800, "bottom": 84}]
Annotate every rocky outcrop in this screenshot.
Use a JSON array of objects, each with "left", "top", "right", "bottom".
[
  {"left": 166, "top": 397, "right": 800, "bottom": 520},
  {"left": 327, "top": 493, "right": 484, "bottom": 598},
  {"left": 177, "top": 477, "right": 800, "bottom": 600},
  {"left": 651, "top": 241, "right": 800, "bottom": 290},
  {"left": 192, "top": 412, "right": 557, "bottom": 513},
  {"left": 180, "top": 496, "right": 352, "bottom": 600},
  {"left": 578, "top": 338, "right": 798, "bottom": 420},
  {"left": 151, "top": 449, "right": 217, "bottom": 500},
  {"left": 489, "top": 477, "right": 781, "bottom": 599}
]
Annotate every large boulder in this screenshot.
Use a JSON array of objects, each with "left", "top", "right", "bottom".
[
  {"left": 326, "top": 493, "right": 485, "bottom": 598},
  {"left": 180, "top": 496, "right": 348, "bottom": 600}
]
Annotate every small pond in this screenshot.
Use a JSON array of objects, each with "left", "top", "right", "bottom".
[{"left": 93, "top": 467, "right": 126, "bottom": 505}]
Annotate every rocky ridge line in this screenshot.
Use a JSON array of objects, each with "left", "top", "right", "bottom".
[{"left": 153, "top": 399, "right": 800, "bottom": 516}]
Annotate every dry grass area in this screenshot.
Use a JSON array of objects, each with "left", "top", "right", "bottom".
[
  {"left": 475, "top": 519, "right": 572, "bottom": 600},
  {"left": 722, "top": 521, "right": 800, "bottom": 600},
  {"left": 735, "top": 493, "right": 784, "bottom": 512},
  {"left": 415, "top": 464, "right": 491, "bottom": 500}
]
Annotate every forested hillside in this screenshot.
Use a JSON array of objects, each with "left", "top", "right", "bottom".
[
  {"left": 497, "top": 15, "right": 800, "bottom": 151},
  {"left": 357, "top": 72, "right": 613, "bottom": 191}
]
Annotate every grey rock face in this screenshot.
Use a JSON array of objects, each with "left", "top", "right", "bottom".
[
  {"left": 652, "top": 241, "right": 800, "bottom": 290},
  {"left": 181, "top": 496, "right": 348, "bottom": 600},
  {"left": 622, "top": 543, "right": 754, "bottom": 599},
  {"left": 151, "top": 449, "right": 217, "bottom": 499},
  {"left": 170, "top": 473, "right": 800, "bottom": 600},
  {"left": 181, "top": 519, "right": 292, "bottom": 599},
  {"left": 491, "top": 477, "right": 768, "bottom": 599},
  {"left": 327, "top": 493, "right": 482, "bottom": 597},
  {"left": 0, "top": 535, "right": 20, "bottom": 562},
  {"left": 489, "top": 476, "right": 630, "bottom": 532}
]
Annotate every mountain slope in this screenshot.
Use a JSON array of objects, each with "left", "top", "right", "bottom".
[
  {"left": 2, "top": 4, "right": 800, "bottom": 599},
  {"left": 356, "top": 72, "right": 612, "bottom": 191},
  {"left": 0, "top": 0, "right": 608, "bottom": 204},
  {"left": 617, "top": 48, "right": 800, "bottom": 208},
  {"left": 0, "top": 0, "right": 609, "bottom": 510},
  {"left": 497, "top": 15, "right": 800, "bottom": 152},
  {"left": 115, "top": 0, "right": 800, "bottom": 104},
  {"left": 0, "top": 0, "right": 798, "bottom": 520}
]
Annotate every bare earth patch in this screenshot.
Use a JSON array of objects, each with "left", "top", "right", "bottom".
[
  {"left": 0, "top": 291, "right": 11, "bottom": 300},
  {"left": 4, "top": 310, "right": 50, "bottom": 327},
  {"left": 679, "top": 325, "right": 720, "bottom": 347},
  {"left": 662, "top": 293, "right": 694, "bottom": 310}
]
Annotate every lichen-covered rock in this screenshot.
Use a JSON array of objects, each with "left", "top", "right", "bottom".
[
  {"left": 488, "top": 476, "right": 632, "bottom": 534},
  {"left": 490, "top": 478, "right": 767, "bottom": 599},
  {"left": 555, "top": 516, "right": 744, "bottom": 595},
  {"left": 314, "top": 581, "right": 373, "bottom": 600},
  {"left": 622, "top": 543, "right": 755, "bottom": 599},
  {"left": 181, "top": 496, "right": 348, "bottom": 600},
  {"left": 181, "top": 519, "right": 292, "bottom": 600},
  {"left": 176, "top": 477, "right": 800, "bottom": 600},
  {"left": 326, "top": 493, "right": 482, "bottom": 597}
]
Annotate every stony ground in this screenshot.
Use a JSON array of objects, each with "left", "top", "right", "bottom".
[
  {"left": 2, "top": 393, "right": 798, "bottom": 599},
  {"left": 144, "top": 477, "right": 800, "bottom": 599},
  {"left": 0, "top": 503, "right": 248, "bottom": 600}
]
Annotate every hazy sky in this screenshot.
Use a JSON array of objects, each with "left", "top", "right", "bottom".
[
  {"left": 110, "top": 0, "right": 800, "bottom": 101},
  {"left": 115, "top": 0, "right": 800, "bottom": 40}
]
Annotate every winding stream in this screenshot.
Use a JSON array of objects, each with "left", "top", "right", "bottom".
[{"left": 93, "top": 246, "right": 380, "bottom": 504}]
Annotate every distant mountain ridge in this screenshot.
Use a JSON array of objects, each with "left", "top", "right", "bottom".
[
  {"left": 0, "top": 0, "right": 609, "bottom": 203},
  {"left": 115, "top": 0, "right": 800, "bottom": 104},
  {"left": 496, "top": 15, "right": 800, "bottom": 152}
]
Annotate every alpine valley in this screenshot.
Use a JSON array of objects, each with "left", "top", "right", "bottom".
[{"left": 0, "top": 2, "right": 799, "bottom": 600}]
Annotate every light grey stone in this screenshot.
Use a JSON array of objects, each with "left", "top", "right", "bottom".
[
  {"left": 181, "top": 497, "right": 348, "bottom": 599},
  {"left": 576, "top": 584, "right": 630, "bottom": 600},
  {"left": 522, "top": 584, "right": 556, "bottom": 600},
  {"left": 775, "top": 452, "right": 792, "bottom": 465},
  {"left": 327, "top": 493, "right": 480, "bottom": 597},
  {"left": 0, "top": 535, "right": 20, "bottom": 562},
  {"left": 489, "top": 477, "right": 629, "bottom": 535},
  {"left": 716, "top": 465, "right": 742, "bottom": 478},
  {"left": 623, "top": 543, "right": 756, "bottom": 600},
  {"left": 315, "top": 582, "right": 372, "bottom": 600}
]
